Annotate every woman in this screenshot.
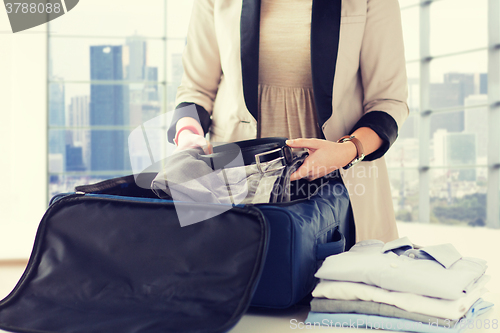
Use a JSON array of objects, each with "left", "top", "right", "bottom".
[{"left": 167, "top": 0, "right": 409, "bottom": 242}]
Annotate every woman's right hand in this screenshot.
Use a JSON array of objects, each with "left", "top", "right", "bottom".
[{"left": 174, "top": 130, "right": 213, "bottom": 154}]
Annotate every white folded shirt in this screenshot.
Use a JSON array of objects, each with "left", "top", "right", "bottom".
[
  {"left": 315, "top": 237, "right": 487, "bottom": 300},
  {"left": 312, "top": 275, "right": 490, "bottom": 320}
]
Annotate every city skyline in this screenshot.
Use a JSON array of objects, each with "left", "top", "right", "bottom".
[
  {"left": 45, "top": 7, "right": 494, "bottom": 226},
  {"left": 48, "top": 36, "right": 179, "bottom": 192}
]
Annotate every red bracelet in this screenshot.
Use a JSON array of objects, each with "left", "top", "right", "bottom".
[{"left": 174, "top": 125, "right": 202, "bottom": 146}]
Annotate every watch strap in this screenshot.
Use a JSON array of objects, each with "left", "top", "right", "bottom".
[{"left": 337, "top": 135, "right": 365, "bottom": 169}]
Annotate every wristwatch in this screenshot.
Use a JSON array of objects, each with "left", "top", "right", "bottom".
[{"left": 337, "top": 135, "right": 365, "bottom": 170}]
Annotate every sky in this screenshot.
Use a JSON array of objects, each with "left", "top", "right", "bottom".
[
  {"left": 44, "top": 0, "right": 195, "bottom": 107},
  {"left": 401, "top": 0, "right": 488, "bottom": 82}
]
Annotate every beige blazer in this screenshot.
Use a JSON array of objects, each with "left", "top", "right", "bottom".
[{"left": 175, "top": 0, "right": 409, "bottom": 242}]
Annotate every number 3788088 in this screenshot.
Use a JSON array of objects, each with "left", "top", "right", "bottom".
[{"left": 5, "top": 2, "right": 62, "bottom": 14}]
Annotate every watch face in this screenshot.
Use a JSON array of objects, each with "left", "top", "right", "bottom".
[
  {"left": 343, "top": 154, "right": 365, "bottom": 170},
  {"left": 350, "top": 158, "right": 362, "bottom": 167}
]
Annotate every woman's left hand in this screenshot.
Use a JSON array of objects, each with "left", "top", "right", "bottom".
[{"left": 286, "top": 138, "right": 357, "bottom": 181}]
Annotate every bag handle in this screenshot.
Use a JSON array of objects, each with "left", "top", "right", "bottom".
[
  {"left": 75, "top": 173, "right": 158, "bottom": 194},
  {"left": 316, "top": 228, "right": 345, "bottom": 261}
]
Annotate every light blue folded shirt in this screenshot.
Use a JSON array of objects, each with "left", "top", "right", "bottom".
[{"left": 305, "top": 299, "right": 494, "bottom": 333}]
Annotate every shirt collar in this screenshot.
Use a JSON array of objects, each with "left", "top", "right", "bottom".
[
  {"left": 419, "top": 243, "right": 462, "bottom": 269},
  {"left": 381, "top": 236, "right": 413, "bottom": 253},
  {"left": 380, "top": 237, "right": 462, "bottom": 269},
  {"left": 349, "top": 239, "right": 384, "bottom": 253}
]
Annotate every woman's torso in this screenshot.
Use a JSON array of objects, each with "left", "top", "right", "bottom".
[{"left": 258, "top": 0, "right": 321, "bottom": 140}]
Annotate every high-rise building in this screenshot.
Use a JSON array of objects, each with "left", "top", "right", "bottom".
[
  {"left": 464, "top": 94, "right": 488, "bottom": 160},
  {"left": 430, "top": 73, "right": 475, "bottom": 136},
  {"left": 171, "top": 53, "right": 183, "bottom": 83},
  {"left": 48, "top": 80, "right": 66, "bottom": 173},
  {"left": 448, "top": 133, "right": 477, "bottom": 182},
  {"left": 66, "top": 145, "right": 86, "bottom": 171},
  {"left": 89, "top": 45, "right": 130, "bottom": 172},
  {"left": 167, "top": 53, "right": 184, "bottom": 110},
  {"left": 67, "top": 95, "right": 90, "bottom": 170},
  {"left": 145, "top": 66, "right": 159, "bottom": 102},
  {"left": 125, "top": 36, "right": 147, "bottom": 82},
  {"left": 68, "top": 95, "right": 89, "bottom": 143},
  {"left": 125, "top": 36, "right": 161, "bottom": 126},
  {"left": 479, "top": 73, "right": 488, "bottom": 95},
  {"left": 139, "top": 65, "right": 161, "bottom": 124},
  {"left": 433, "top": 129, "right": 476, "bottom": 181}
]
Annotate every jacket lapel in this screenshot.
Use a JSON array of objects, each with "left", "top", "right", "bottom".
[
  {"left": 311, "top": 0, "right": 342, "bottom": 132},
  {"left": 240, "top": 0, "right": 261, "bottom": 122},
  {"left": 240, "top": 0, "right": 342, "bottom": 135}
]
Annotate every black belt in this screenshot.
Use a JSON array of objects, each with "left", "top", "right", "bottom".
[{"left": 199, "top": 137, "right": 293, "bottom": 173}]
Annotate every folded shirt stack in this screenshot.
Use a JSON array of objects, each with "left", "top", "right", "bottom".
[{"left": 305, "top": 237, "right": 494, "bottom": 333}]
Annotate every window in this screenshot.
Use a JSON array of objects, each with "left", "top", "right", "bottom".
[
  {"left": 385, "top": 0, "right": 500, "bottom": 227},
  {"left": 46, "top": 0, "right": 500, "bottom": 228},
  {"left": 47, "top": 0, "right": 194, "bottom": 198}
]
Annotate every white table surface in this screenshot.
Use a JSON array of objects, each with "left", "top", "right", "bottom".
[{"left": 1, "top": 222, "right": 499, "bottom": 332}]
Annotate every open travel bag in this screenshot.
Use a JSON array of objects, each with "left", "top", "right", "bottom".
[{"left": 0, "top": 139, "right": 353, "bottom": 333}]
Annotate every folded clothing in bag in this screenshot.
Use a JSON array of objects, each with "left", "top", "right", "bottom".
[
  {"left": 151, "top": 137, "right": 306, "bottom": 205},
  {"left": 0, "top": 173, "right": 352, "bottom": 333}
]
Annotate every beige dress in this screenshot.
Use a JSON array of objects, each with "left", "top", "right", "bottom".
[{"left": 258, "top": 0, "right": 321, "bottom": 140}]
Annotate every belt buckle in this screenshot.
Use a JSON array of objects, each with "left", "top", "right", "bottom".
[{"left": 255, "top": 148, "right": 286, "bottom": 174}]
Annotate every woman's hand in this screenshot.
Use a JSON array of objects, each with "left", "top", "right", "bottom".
[
  {"left": 175, "top": 130, "right": 213, "bottom": 154},
  {"left": 286, "top": 138, "right": 357, "bottom": 181},
  {"left": 173, "top": 116, "right": 212, "bottom": 154}
]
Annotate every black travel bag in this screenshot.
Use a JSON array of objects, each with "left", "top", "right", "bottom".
[{"left": 0, "top": 155, "right": 352, "bottom": 333}]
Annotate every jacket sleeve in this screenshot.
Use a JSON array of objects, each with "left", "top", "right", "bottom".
[
  {"left": 353, "top": 0, "right": 409, "bottom": 161},
  {"left": 167, "top": 0, "right": 222, "bottom": 143}
]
